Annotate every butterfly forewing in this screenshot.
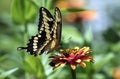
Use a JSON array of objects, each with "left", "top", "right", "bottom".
[{"left": 38, "top": 7, "right": 54, "bottom": 33}]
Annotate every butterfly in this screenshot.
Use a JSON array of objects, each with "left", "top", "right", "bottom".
[{"left": 17, "top": 7, "right": 62, "bottom": 56}]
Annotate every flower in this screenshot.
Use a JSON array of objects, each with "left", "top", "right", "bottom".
[
  {"left": 56, "top": 0, "right": 84, "bottom": 9},
  {"left": 49, "top": 47, "right": 93, "bottom": 70},
  {"left": 78, "top": 10, "right": 97, "bottom": 21}
]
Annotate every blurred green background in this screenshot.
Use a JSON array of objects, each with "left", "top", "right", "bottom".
[{"left": 0, "top": 0, "right": 120, "bottom": 79}]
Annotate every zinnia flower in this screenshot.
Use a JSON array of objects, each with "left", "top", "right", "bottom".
[{"left": 49, "top": 47, "right": 93, "bottom": 70}]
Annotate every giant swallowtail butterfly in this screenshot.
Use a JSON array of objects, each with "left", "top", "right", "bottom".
[{"left": 18, "top": 7, "right": 62, "bottom": 56}]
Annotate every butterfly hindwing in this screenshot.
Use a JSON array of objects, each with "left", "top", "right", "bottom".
[
  {"left": 45, "top": 7, "right": 62, "bottom": 52},
  {"left": 54, "top": 7, "right": 62, "bottom": 45},
  {"left": 18, "top": 7, "right": 62, "bottom": 56}
]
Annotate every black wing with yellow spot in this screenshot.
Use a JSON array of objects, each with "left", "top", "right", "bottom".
[{"left": 17, "top": 7, "right": 62, "bottom": 56}]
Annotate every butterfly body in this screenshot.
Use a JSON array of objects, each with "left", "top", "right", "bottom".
[{"left": 18, "top": 7, "right": 62, "bottom": 56}]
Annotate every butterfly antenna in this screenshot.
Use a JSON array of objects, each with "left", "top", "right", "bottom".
[{"left": 17, "top": 47, "right": 27, "bottom": 51}]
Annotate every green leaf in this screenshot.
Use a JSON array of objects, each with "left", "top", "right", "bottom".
[
  {"left": 94, "top": 53, "right": 114, "bottom": 71},
  {"left": 24, "top": 55, "right": 46, "bottom": 79},
  {"left": 29, "top": 0, "right": 41, "bottom": 8},
  {"left": 11, "top": 0, "right": 38, "bottom": 24},
  {"left": 0, "top": 68, "right": 18, "bottom": 78},
  {"left": 110, "top": 42, "right": 120, "bottom": 52},
  {"left": 0, "top": 54, "right": 9, "bottom": 62},
  {"left": 83, "top": 25, "right": 93, "bottom": 43},
  {"left": 93, "top": 74, "right": 105, "bottom": 79},
  {"left": 62, "top": 25, "right": 84, "bottom": 46}
]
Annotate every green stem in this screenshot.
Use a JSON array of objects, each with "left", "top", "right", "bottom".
[
  {"left": 20, "top": 23, "right": 29, "bottom": 57},
  {"left": 24, "top": 22, "right": 29, "bottom": 42},
  {"left": 70, "top": 66, "right": 76, "bottom": 79},
  {"left": 25, "top": 72, "right": 30, "bottom": 79},
  {"left": 25, "top": 23, "right": 28, "bottom": 33},
  {"left": 42, "top": 0, "right": 46, "bottom": 7},
  {"left": 24, "top": 23, "right": 30, "bottom": 79}
]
